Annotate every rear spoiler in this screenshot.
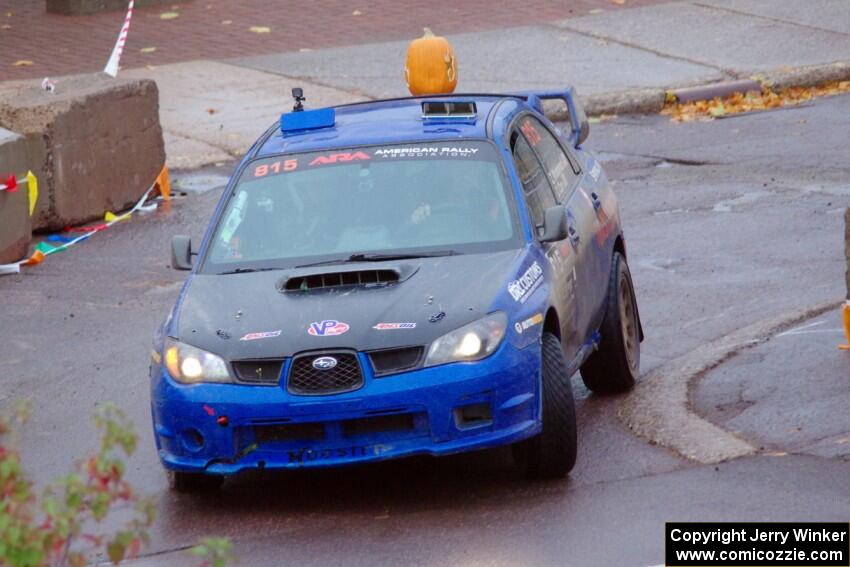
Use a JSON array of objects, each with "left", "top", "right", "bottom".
[{"left": 513, "top": 87, "right": 590, "bottom": 147}]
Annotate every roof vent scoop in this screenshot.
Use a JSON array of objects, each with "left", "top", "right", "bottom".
[
  {"left": 421, "top": 101, "right": 477, "bottom": 123},
  {"left": 281, "top": 269, "right": 401, "bottom": 292}
]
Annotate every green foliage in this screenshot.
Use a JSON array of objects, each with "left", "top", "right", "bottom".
[
  {"left": 0, "top": 402, "right": 233, "bottom": 567},
  {"left": 189, "top": 537, "right": 235, "bottom": 567}
]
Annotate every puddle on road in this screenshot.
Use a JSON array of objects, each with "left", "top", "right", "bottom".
[
  {"left": 712, "top": 190, "right": 773, "bottom": 212},
  {"left": 172, "top": 173, "right": 231, "bottom": 195}
]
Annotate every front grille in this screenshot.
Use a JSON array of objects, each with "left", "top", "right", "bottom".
[
  {"left": 282, "top": 269, "right": 399, "bottom": 292},
  {"left": 368, "top": 346, "right": 424, "bottom": 376},
  {"left": 287, "top": 351, "right": 363, "bottom": 395},
  {"left": 232, "top": 359, "right": 283, "bottom": 385}
]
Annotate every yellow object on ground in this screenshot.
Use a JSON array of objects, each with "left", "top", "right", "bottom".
[
  {"left": 840, "top": 301, "right": 850, "bottom": 350},
  {"left": 104, "top": 211, "right": 131, "bottom": 223}
]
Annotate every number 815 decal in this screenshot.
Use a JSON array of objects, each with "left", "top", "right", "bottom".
[{"left": 254, "top": 158, "right": 298, "bottom": 178}]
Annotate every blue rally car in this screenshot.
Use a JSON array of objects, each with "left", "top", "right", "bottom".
[{"left": 151, "top": 87, "right": 643, "bottom": 491}]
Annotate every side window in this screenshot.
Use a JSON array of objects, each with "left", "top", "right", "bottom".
[
  {"left": 512, "top": 131, "right": 556, "bottom": 236},
  {"left": 519, "top": 116, "right": 579, "bottom": 202}
]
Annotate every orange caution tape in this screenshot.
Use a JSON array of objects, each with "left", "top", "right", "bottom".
[
  {"left": 23, "top": 250, "right": 45, "bottom": 266},
  {"left": 155, "top": 166, "right": 171, "bottom": 201}
]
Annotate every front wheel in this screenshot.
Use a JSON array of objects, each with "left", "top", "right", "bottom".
[
  {"left": 513, "top": 332, "right": 577, "bottom": 479},
  {"left": 580, "top": 252, "right": 640, "bottom": 394}
]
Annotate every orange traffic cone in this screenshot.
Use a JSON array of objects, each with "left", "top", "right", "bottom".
[
  {"left": 840, "top": 300, "right": 850, "bottom": 350},
  {"left": 154, "top": 166, "right": 171, "bottom": 201}
]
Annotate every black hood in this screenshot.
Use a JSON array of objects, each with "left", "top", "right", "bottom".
[{"left": 174, "top": 250, "right": 521, "bottom": 360}]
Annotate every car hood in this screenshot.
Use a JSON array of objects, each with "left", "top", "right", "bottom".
[{"left": 173, "top": 249, "right": 522, "bottom": 360}]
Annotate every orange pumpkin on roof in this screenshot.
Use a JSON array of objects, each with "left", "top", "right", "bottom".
[{"left": 405, "top": 28, "right": 458, "bottom": 96}]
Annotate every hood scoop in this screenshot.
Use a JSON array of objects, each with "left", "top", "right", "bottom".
[{"left": 279, "top": 263, "right": 418, "bottom": 293}]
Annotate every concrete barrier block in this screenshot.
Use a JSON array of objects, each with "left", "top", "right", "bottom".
[
  {"left": 0, "top": 129, "right": 35, "bottom": 264},
  {"left": 0, "top": 73, "right": 165, "bottom": 232}
]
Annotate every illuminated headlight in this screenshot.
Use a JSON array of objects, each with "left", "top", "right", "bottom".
[
  {"left": 424, "top": 312, "right": 507, "bottom": 367},
  {"left": 163, "top": 338, "right": 231, "bottom": 384}
]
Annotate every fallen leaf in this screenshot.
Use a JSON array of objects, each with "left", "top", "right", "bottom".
[
  {"left": 145, "top": 64, "right": 157, "bottom": 70},
  {"left": 249, "top": 26, "right": 271, "bottom": 34},
  {"left": 765, "top": 451, "right": 787, "bottom": 457},
  {"left": 206, "top": 108, "right": 218, "bottom": 115},
  {"left": 159, "top": 11, "right": 180, "bottom": 20},
  {"left": 140, "top": 46, "right": 157, "bottom": 53},
  {"left": 13, "top": 60, "right": 33, "bottom": 67},
  {"left": 589, "top": 8, "right": 603, "bottom": 14},
  {"left": 221, "top": 19, "right": 232, "bottom": 25},
  {"left": 662, "top": 81, "right": 850, "bottom": 122},
  {"left": 352, "top": 9, "right": 362, "bottom": 16},
  {"left": 298, "top": 47, "right": 313, "bottom": 52},
  {"left": 5, "top": 11, "right": 12, "bottom": 17},
  {"left": 611, "top": 0, "right": 626, "bottom": 4},
  {"left": 836, "top": 437, "right": 850, "bottom": 445}
]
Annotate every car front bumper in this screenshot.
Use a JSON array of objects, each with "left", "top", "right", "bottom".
[{"left": 150, "top": 341, "right": 541, "bottom": 474}]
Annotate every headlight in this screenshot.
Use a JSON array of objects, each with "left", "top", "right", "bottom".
[
  {"left": 424, "top": 312, "right": 507, "bottom": 367},
  {"left": 163, "top": 338, "right": 231, "bottom": 384}
]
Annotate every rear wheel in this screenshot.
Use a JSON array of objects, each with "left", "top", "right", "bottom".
[
  {"left": 580, "top": 252, "right": 640, "bottom": 394},
  {"left": 168, "top": 470, "right": 224, "bottom": 493},
  {"left": 513, "top": 332, "right": 577, "bottom": 479}
]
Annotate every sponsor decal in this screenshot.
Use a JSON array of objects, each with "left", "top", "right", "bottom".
[
  {"left": 588, "top": 159, "right": 602, "bottom": 181},
  {"left": 514, "top": 312, "right": 544, "bottom": 335},
  {"left": 287, "top": 444, "right": 389, "bottom": 464},
  {"left": 520, "top": 118, "right": 542, "bottom": 146},
  {"left": 239, "top": 330, "right": 282, "bottom": 341},
  {"left": 507, "top": 261, "right": 544, "bottom": 303},
  {"left": 253, "top": 158, "right": 298, "bottom": 178},
  {"left": 312, "top": 356, "right": 338, "bottom": 370},
  {"left": 595, "top": 207, "right": 616, "bottom": 246},
  {"left": 308, "top": 319, "right": 350, "bottom": 336},
  {"left": 372, "top": 322, "right": 417, "bottom": 330},
  {"left": 309, "top": 151, "right": 370, "bottom": 167},
  {"left": 373, "top": 146, "right": 480, "bottom": 159}
]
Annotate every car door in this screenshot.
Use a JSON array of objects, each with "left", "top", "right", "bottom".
[
  {"left": 514, "top": 114, "right": 601, "bottom": 355},
  {"left": 510, "top": 122, "right": 581, "bottom": 360}
]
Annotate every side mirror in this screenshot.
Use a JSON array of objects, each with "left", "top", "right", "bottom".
[
  {"left": 171, "top": 235, "right": 193, "bottom": 270},
  {"left": 540, "top": 205, "right": 568, "bottom": 243}
]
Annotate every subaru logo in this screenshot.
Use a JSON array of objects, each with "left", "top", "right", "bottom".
[{"left": 312, "top": 356, "right": 338, "bottom": 371}]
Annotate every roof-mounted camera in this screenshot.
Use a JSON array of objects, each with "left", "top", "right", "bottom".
[{"left": 292, "top": 87, "right": 306, "bottom": 112}]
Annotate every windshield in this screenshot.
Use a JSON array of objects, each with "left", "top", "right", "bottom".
[{"left": 202, "top": 141, "right": 520, "bottom": 273}]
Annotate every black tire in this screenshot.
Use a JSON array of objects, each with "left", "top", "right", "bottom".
[
  {"left": 580, "top": 252, "right": 640, "bottom": 394},
  {"left": 168, "top": 470, "right": 224, "bottom": 493},
  {"left": 513, "top": 332, "right": 577, "bottom": 479}
]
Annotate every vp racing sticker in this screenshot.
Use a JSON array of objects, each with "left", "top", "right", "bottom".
[
  {"left": 508, "top": 261, "right": 544, "bottom": 303},
  {"left": 308, "top": 320, "right": 350, "bottom": 336}
]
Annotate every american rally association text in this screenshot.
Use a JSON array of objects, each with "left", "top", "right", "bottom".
[{"left": 670, "top": 527, "right": 849, "bottom": 546}]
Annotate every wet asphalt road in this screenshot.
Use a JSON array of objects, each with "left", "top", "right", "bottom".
[{"left": 1, "top": 94, "right": 849, "bottom": 566}]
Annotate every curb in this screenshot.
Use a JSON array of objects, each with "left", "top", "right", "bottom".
[
  {"left": 616, "top": 301, "right": 839, "bottom": 465},
  {"left": 575, "top": 59, "right": 850, "bottom": 117}
]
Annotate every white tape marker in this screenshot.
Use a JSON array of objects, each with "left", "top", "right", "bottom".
[{"left": 104, "top": 0, "right": 135, "bottom": 77}]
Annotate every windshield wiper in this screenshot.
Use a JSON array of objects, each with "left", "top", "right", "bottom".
[
  {"left": 295, "top": 250, "right": 459, "bottom": 269},
  {"left": 217, "top": 267, "right": 280, "bottom": 275}
]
